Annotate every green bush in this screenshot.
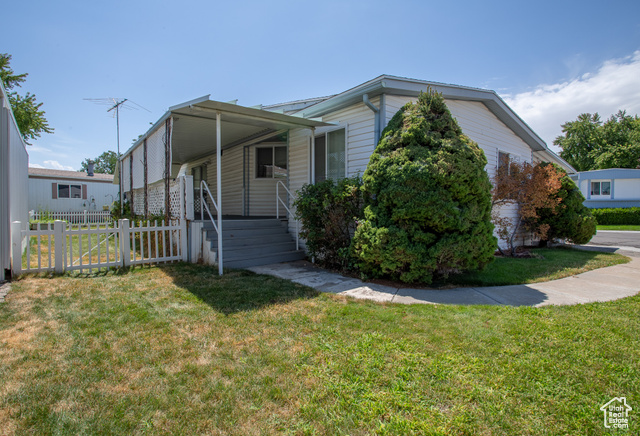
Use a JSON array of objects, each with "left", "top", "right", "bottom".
[
  {"left": 352, "top": 90, "right": 496, "bottom": 284},
  {"left": 294, "top": 176, "right": 363, "bottom": 270},
  {"left": 531, "top": 164, "right": 597, "bottom": 245},
  {"left": 591, "top": 207, "right": 640, "bottom": 225}
]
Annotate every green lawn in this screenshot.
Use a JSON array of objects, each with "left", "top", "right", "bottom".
[
  {"left": 441, "top": 247, "right": 628, "bottom": 287},
  {"left": 597, "top": 225, "right": 640, "bottom": 231},
  {"left": 1, "top": 263, "right": 638, "bottom": 435}
]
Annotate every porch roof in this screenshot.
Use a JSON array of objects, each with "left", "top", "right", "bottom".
[{"left": 124, "top": 96, "right": 333, "bottom": 164}]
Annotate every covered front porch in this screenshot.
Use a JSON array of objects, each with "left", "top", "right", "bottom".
[{"left": 167, "top": 96, "right": 330, "bottom": 220}]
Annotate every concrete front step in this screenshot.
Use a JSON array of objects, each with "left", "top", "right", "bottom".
[
  {"left": 202, "top": 219, "right": 287, "bottom": 230},
  {"left": 209, "top": 233, "right": 295, "bottom": 249},
  {"left": 221, "top": 241, "right": 298, "bottom": 261},
  {"left": 223, "top": 250, "right": 306, "bottom": 269},
  {"left": 201, "top": 218, "right": 303, "bottom": 268}
]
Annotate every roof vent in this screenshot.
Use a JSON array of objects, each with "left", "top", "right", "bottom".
[{"left": 87, "top": 160, "right": 95, "bottom": 177}]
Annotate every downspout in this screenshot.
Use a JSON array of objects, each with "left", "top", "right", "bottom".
[{"left": 363, "top": 94, "right": 380, "bottom": 145}]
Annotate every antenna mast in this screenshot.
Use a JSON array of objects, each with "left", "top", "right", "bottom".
[{"left": 108, "top": 99, "right": 128, "bottom": 212}]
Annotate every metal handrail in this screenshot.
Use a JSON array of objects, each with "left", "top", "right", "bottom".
[
  {"left": 276, "top": 181, "right": 299, "bottom": 251},
  {"left": 200, "top": 180, "right": 219, "bottom": 234}
]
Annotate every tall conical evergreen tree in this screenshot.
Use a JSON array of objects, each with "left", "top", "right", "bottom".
[{"left": 352, "top": 90, "right": 496, "bottom": 283}]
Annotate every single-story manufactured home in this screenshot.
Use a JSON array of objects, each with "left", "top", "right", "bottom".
[
  {"left": 28, "top": 166, "right": 119, "bottom": 213},
  {"left": 570, "top": 168, "right": 640, "bottom": 208},
  {"left": 117, "top": 75, "right": 574, "bottom": 269}
]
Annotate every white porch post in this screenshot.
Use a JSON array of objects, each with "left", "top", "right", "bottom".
[
  {"left": 310, "top": 127, "right": 315, "bottom": 184},
  {"left": 216, "top": 111, "right": 223, "bottom": 275}
]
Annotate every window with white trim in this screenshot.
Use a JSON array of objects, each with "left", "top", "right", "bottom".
[
  {"left": 256, "top": 145, "right": 287, "bottom": 179},
  {"left": 314, "top": 128, "right": 346, "bottom": 183},
  {"left": 591, "top": 180, "right": 611, "bottom": 197}
]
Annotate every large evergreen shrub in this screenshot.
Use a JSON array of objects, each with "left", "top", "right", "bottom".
[
  {"left": 294, "top": 176, "right": 363, "bottom": 270},
  {"left": 531, "top": 164, "right": 597, "bottom": 245},
  {"left": 352, "top": 90, "right": 496, "bottom": 283}
]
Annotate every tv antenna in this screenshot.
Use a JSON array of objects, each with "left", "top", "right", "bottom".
[{"left": 84, "top": 98, "right": 151, "bottom": 211}]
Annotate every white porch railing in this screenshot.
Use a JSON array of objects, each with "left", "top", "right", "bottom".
[
  {"left": 276, "top": 181, "right": 299, "bottom": 251},
  {"left": 29, "top": 210, "right": 112, "bottom": 225},
  {"left": 200, "top": 180, "right": 223, "bottom": 274},
  {"left": 11, "top": 218, "right": 186, "bottom": 275}
]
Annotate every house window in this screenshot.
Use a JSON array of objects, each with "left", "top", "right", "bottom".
[
  {"left": 591, "top": 180, "right": 611, "bottom": 196},
  {"left": 498, "top": 151, "right": 510, "bottom": 172},
  {"left": 58, "top": 184, "right": 82, "bottom": 199},
  {"left": 314, "top": 128, "right": 346, "bottom": 183},
  {"left": 256, "top": 145, "right": 287, "bottom": 179}
]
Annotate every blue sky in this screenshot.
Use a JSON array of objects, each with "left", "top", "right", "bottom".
[{"left": 4, "top": 0, "right": 640, "bottom": 170}]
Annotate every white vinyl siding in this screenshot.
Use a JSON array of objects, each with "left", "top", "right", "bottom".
[
  {"left": 320, "top": 98, "right": 378, "bottom": 177},
  {"left": 615, "top": 179, "right": 640, "bottom": 199}
]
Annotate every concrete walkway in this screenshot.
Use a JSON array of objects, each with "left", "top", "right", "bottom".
[{"left": 248, "top": 248, "right": 640, "bottom": 307}]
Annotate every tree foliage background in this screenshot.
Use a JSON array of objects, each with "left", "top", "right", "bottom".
[
  {"left": 0, "top": 53, "right": 53, "bottom": 144},
  {"left": 79, "top": 151, "right": 118, "bottom": 174},
  {"left": 555, "top": 111, "right": 640, "bottom": 171}
]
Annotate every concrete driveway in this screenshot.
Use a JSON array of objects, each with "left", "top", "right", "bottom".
[{"left": 588, "top": 230, "right": 640, "bottom": 251}]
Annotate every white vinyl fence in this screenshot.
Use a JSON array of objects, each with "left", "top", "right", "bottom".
[
  {"left": 12, "top": 218, "right": 186, "bottom": 275},
  {"left": 29, "top": 210, "right": 112, "bottom": 225}
]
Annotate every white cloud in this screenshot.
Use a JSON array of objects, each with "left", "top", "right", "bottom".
[
  {"left": 504, "top": 51, "right": 640, "bottom": 151},
  {"left": 30, "top": 160, "right": 75, "bottom": 171}
]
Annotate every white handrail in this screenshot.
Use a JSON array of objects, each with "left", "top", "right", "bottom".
[
  {"left": 276, "top": 181, "right": 299, "bottom": 251},
  {"left": 200, "top": 180, "right": 219, "bottom": 233},
  {"left": 200, "top": 180, "right": 223, "bottom": 272}
]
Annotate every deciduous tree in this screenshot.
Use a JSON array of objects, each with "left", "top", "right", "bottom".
[
  {"left": 0, "top": 53, "right": 53, "bottom": 144},
  {"left": 79, "top": 150, "right": 118, "bottom": 174},
  {"left": 555, "top": 111, "right": 640, "bottom": 171},
  {"left": 491, "top": 160, "right": 564, "bottom": 255}
]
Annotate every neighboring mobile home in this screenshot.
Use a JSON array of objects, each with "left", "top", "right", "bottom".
[
  {"left": 0, "top": 81, "right": 29, "bottom": 281},
  {"left": 570, "top": 168, "right": 640, "bottom": 208},
  {"left": 28, "top": 166, "right": 119, "bottom": 213},
  {"left": 118, "top": 75, "right": 574, "bottom": 268}
]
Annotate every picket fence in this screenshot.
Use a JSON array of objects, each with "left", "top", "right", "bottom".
[
  {"left": 30, "top": 210, "right": 112, "bottom": 225},
  {"left": 12, "top": 218, "right": 187, "bottom": 275}
]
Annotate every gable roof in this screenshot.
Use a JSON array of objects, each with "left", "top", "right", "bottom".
[
  {"left": 28, "top": 167, "right": 114, "bottom": 182},
  {"left": 291, "top": 75, "right": 575, "bottom": 172}
]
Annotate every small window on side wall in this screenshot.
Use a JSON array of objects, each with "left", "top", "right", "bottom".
[
  {"left": 314, "top": 128, "right": 346, "bottom": 183},
  {"left": 591, "top": 181, "right": 611, "bottom": 196},
  {"left": 256, "top": 146, "right": 287, "bottom": 179}
]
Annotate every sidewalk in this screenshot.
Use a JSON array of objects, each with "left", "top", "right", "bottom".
[{"left": 248, "top": 249, "right": 640, "bottom": 307}]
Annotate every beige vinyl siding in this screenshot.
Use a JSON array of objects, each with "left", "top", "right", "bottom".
[
  {"left": 286, "top": 128, "right": 312, "bottom": 247},
  {"left": 320, "top": 98, "right": 378, "bottom": 177}
]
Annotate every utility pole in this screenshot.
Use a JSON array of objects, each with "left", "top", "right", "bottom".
[{"left": 108, "top": 99, "right": 128, "bottom": 212}]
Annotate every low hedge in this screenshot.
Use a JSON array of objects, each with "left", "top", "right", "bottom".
[{"left": 591, "top": 207, "right": 640, "bottom": 225}]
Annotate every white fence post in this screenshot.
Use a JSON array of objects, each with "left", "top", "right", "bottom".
[
  {"left": 54, "top": 220, "right": 64, "bottom": 273},
  {"left": 180, "top": 218, "right": 188, "bottom": 261},
  {"left": 120, "top": 219, "right": 131, "bottom": 267},
  {"left": 83, "top": 210, "right": 87, "bottom": 225},
  {"left": 11, "top": 221, "right": 22, "bottom": 276}
]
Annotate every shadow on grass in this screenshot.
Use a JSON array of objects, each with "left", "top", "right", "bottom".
[{"left": 161, "top": 262, "right": 320, "bottom": 315}]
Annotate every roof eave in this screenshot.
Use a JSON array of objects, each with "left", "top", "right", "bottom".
[{"left": 300, "top": 75, "right": 551, "bottom": 154}]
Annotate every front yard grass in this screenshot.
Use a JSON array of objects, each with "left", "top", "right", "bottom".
[
  {"left": 1, "top": 263, "right": 638, "bottom": 435},
  {"left": 441, "top": 247, "right": 629, "bottom": 287},
  {"left": 597, "top": 225, "right": 640, "bottom": 231}
]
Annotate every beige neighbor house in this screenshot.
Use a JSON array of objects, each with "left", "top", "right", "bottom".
[{"left": 117, "top": 75, "right": 574, "bottom": 270}]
